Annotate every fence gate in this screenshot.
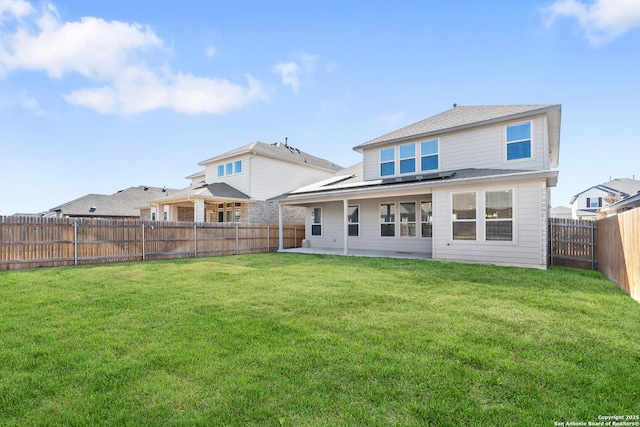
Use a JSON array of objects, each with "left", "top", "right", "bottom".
[{"left": 548, "top": 218, "right": 596, "bottom": 269}]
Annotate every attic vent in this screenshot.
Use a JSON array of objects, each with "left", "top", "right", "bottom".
[
  {"left": 89, "top": 206, "right": 97, "bottom": 213},
  {"left": 144, "top": 187, "right": 149, "bottom": 191}
]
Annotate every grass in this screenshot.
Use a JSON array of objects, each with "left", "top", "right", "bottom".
[{"left": 0, "top": 254, "right": 639, "bottom": 426}]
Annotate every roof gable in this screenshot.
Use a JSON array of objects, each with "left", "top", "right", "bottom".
[
  {"left": 198, "top": 141, "right": 342, "bottom": 172},
  {"left": 50, "top": 186, "right": 175, "bottom": 217},
  {"left": 355, "top": 104, "right": 560, "bottom": 150}
]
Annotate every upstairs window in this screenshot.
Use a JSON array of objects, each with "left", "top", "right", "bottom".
[
  {"left": 506, "top": 122, "right": 531, "bottom": 161},
  {"left": 587, "top": 197, "right": 602, "bottom": 208},
  {"left": 421, "top": 139, "right": 439, "bottom": 171},
  {"left": 217, "top": 160, "right": 243, "bottom": 177},
  {"left": 399, "top": 144, "right": 416, "bottom": 174},
  {"left": 380, "top": 148, "right": 395, "bottom": 176}
]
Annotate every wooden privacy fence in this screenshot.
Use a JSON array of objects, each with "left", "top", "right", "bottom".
[
  {"left": 0, "top": 216, "right": 304, "bottom": 271},
  {"left": 595, "top": 209, "right": 640, "bottom": 303},
  {"left": 548, "top": 218, "right": 596, "bottom": 269},
  {"left": 549, "top": 211, "right": 640, "bottom": 303}
]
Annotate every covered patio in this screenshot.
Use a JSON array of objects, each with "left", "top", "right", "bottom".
[{"left": 280, "top": 246, "right": 432, "bottom": 260}]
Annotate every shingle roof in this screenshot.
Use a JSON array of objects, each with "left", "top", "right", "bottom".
[
  {"left": 159, "top": 182, "right": 250, "bottom": 202},
  {"left": 198, "top": 141, "right": 342, "bottom": 172},
  {"left": 601, "top": 178, "right": 640, "bottom": 197},
  {"left": 570, "top": 178, "right": 640, "bottom": 203},
  {"left": 355, "top": 104, "right": 560, "bottom": 149},
  {"left": 272, "top": 163, "right": 557, "bottom": 201},
  {"left": 50, "top": 186, "right": 176, "bottom": 217}
]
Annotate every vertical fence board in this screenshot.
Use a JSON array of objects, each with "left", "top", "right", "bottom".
[
  {"left": 548, "top": 218, "right": 596, "bottom": 269},
  {"left": 0, "top": 216, "right": 305, "bottom": 271},
  {"left": 596, "top": 209, "right": 640, "bottom": 302}
]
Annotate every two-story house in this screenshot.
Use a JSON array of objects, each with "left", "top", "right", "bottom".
[
  {"left": 274, "top": 104, "right": 561, "bottom": 269},
  {"left": 569, "top": 178, "right": 640, "bottom": 220},
  {"left": 51, "top": 186, "right": 177, "bottom": 219},
  {"left": 140, "top": 141, "right": 342, "bottom": 224}
]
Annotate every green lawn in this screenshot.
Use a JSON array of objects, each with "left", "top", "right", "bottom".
[{"left": 1, "top": 254, "right": 639, "bottom": 426}]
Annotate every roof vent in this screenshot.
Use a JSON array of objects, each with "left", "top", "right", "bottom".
[
  {"left": 89, "top": 206, "right": 97, "bottom": 213},
  {"left": 144, "top": 187, "right": 149, "bottom": 191}
]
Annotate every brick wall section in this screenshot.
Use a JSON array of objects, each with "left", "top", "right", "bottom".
[{"left": 247, "top": 201, "right": 305, "bottom": 225}]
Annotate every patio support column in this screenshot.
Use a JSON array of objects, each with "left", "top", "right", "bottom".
[
  {"left": 194, "top": 199, "right": 205, "bottom": 223},
  {"left": 343, "top": 199, "right": 349, "bottom": 255},
  {"left": 278, "top": 203, "right": 284, "bottom": 251}
]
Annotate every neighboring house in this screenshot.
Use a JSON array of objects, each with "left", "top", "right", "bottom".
[
  {"left": 569, "top": 178, "right": 640, "bottom": 220},
  {"left": 550, "top": 206, "right": 572, "bottom": 219},
  {"left": 50, "top": 186, "right": 175, "bottom": 219},
  {"left": 140, "top": 141, "right": 342, "bottom": 223},
  {"left": 274, "top": 104, "right": 561, "bottom": 269},
  {"left": 601, "top": 191, "right": 640, "bottom": 216}
]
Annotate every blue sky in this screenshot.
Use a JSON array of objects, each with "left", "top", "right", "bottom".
[{"left": 1, "top": 0, "right": 639, "bottom": 215}]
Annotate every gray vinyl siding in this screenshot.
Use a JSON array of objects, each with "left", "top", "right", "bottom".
[
  {"left": 305, "top": 196, "right": 433, "bottom": 255},
  {"left": 362, "top": 115, "right": 548, "bottom": 181},
  {"left": 207, "top": 154, "right": 252, "bottom": 195},
  {"left": 249, "top": 156, "right": 337, "bottom": 201},
  {"left": 432, "top": 179, "right": 547, "bottom": 268},
  {"left": 206, "top": 154, "right": 337, "bottom": 201}
]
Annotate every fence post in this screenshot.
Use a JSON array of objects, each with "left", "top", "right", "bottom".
[
  {"left": 142, "top": 223, "right": 146, "bottom": 261},
  {"left": 73, "top": 220, "right": 78, "bottom": 266},
  {"left": 549, "top": 219, "right": 554, "bottom": 267},
  {"left": 235, "top": 224, "right": 239, "bottom": 255},
  {"left": 591, "top": 221, "right": 595, "bottom": 270},
  {"left": 267, "top": 225, "right": 270, "bottom": 253},
  {"left": 194, "top": 223, "right": 198, "bottom": 258}
]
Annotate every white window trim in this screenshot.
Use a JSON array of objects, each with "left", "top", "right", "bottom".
[
  {"left": 217, "top": 159, "right": 243, "bottom": 177},
  {"left": 451, "top": 191, "right": 477, "bottom": 242},
  {"left": 379, "top": 202, "right": 396, "bottom": 237},
  {"left": 399, "top": 143, "right": 417, "bottom": 175},
  {"left": 399, "top": 201, "right": 417, "bottom": 238},
  {"left": 449, "top": 188, "right": 518, "bottom": 244},
  {"left": 348, "top": 204, "right": 360, "bottom": 237},
  {"left": 420, "top": 139, "right": 440, "bottom": 173},
  {"left": 379, "top": 139, "right": 441, "bottom": 178},
  {"left": 485, "top": 189, "right": 514, "bottom": 242},
  {"left": 504, "top": 120, "right": 534, "bottom": 163},
  {"left": 379, "top": 147, "right": 395, "bottom": 177},
  {"left": 420, "top": 200, "right": 433, "bottom": 238},
  {"left": 311, "top": 207, "right": 322, "bottom": 236}
]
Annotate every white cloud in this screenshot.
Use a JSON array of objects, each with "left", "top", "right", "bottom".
[
  {"left": 543, "top": 0, "right": 640, "bottom": 45},
  {"left": 273, "top": 61, "right": 301, "bottom": 92},
  {"left": 273, "top": 52, "right": 318, "bottom": 93},
  {"left": 0, "top": 1, "right": 267, "bottom": 114},
  {"left": 20, "top": 94, "right": 43, "bottom": 114},
  {"left": 204, "top": 45, "right": 217, "bottom": 59},
  {"left": 0, "top": 0, "right": 33, "bottom": 22}
]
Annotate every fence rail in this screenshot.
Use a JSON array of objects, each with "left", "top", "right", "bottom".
[
  {"left": 548, "top": 211, "right": 639, "bottom": 303},
  {"left": 0, "top": 216, "right": 304, "bottom": 271},
  {"left": 548, "top": 218, "right": 596, "bottom": 269}
]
